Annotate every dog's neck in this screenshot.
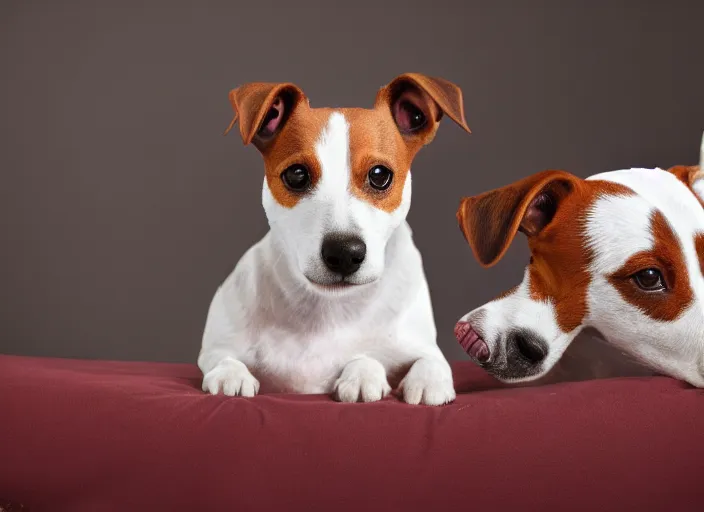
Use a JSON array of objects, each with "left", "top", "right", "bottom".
[{"left": 590, "top": 322, "right": 704, "bottom": 386}]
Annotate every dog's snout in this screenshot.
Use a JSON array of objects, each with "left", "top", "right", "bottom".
[
  {"left": 509, "top": 330, "right": 548, "bottom": 365},
  {"left": 321, "top": 234, "right": 367, "bottom": 277}
]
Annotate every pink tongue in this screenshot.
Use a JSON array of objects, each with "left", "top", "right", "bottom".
[{"left": 454, "top": 321, "right": 490, "bottom": 362}]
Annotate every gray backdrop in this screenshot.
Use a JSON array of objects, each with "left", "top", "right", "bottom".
[{"left": 1, "top": 0, "right": 703, "bottom": 366}]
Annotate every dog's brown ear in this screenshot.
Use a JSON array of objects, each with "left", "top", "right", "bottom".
[
  {"left": 668, "top": 133, "right": 704, "bottom": 206},
  {"left": 456, "top": 170, "right": 579, "bottom": 267},
  {"left": 375, "top": 73, "right": 470, "bottom": 145},
  {"left": 224, "top": 82, "right": 307, "bottom": 146},
  {"left": 668, "top": 165, "right": 704, "bottom": 206}
]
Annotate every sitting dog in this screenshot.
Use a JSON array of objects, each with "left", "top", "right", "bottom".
[
  {"left": 199, "top": 73, "right": 470, "bottom": 405},
  {"left": 454, "top": 134, "right": 704, "bottom": 387}
]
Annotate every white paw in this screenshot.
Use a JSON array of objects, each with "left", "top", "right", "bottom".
[
  {"left": 202, "top": 359, "right": 260, "bottom": 397},
  {"left": 399, "top": 358, "right": 456, "bottom": 406},
  {"left": 333, "top": 357, "right": 391, "bottom": 403}
]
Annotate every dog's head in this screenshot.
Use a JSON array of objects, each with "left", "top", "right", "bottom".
[
  {"left": 224, "top": 74, "right": 470, "bottom": 293},
  {"left": 455, "top": 135, "right": 704, "bottom": 386}
]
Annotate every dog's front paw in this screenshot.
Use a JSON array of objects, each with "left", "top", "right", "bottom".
[
  {"left": 202, "top": 359, "right": 260, "bottom": 397},
  {"left": 333, "top": 356, "right": 391, "bottom": 403},
  {"left": 399, "top": 358, "right": 456, "bottom": 406}
]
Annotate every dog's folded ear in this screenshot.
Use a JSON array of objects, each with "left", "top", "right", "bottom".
[
  {"left": 456, "top": 170, "right": 578, "bottom": 267},
  {"left": 375, "top": 73, "right": 470, "bottom": 144},
  {"left": 667, "top": 132, "right": 704, "bottom": 207},
  {"left": 224, "top": 82, "right": 307, "bottom": 147}
]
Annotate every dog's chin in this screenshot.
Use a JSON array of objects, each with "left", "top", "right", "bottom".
[
  {"left": 304, "top": 275, "right": 378, "bottom": 294},
  {"left": 491, "top": 369, "right": 547, "bottom": 384},
  {"left": 480, "top": 354, "right": 551, "bottom": 383}
]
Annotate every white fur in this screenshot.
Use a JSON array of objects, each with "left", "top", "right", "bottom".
[
  {"left": 460, "top": 133, "right": 704, "bottom": 386},
  {"left": 199, "top": 112, "right": 454, "bottom": 405},
  {"left": 584, "top": 167, "right": 704, "bottom": 386}
]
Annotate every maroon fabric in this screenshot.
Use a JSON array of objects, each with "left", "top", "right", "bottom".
[{"left": 0, "top": 355, "right": 702, "bottom": 511}]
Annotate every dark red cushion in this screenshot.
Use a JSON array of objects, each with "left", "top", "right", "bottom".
[{"left": 1, "top": 354, "right": 703, "bottom": 511}]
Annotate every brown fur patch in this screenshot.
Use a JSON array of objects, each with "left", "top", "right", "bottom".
[
  {"left": 696, "top": 233, "right": 704, "bottom": 277},
  {"left": 345, "top": 108, "right": 425, "bottom": 213},
  {"left": 258, "top": 103, "right": 329, "bottom": 209},
  {"left": 607, "top": 211, "right": 693, "bottom": 321},
  {"left": 527, "top": 181, "right": 633, "bottom": 332}
]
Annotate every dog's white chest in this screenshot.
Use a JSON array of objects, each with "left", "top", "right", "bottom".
[
  {"left": 250, "top": 328, "right": 389, "bottom": 394},
  {"left": 198, "top": 222, "right": 443, "bottom": 397}
]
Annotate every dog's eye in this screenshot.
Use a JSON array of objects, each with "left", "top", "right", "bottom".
[
  {"left": 632, "top": 268, "right": 666, "bottom": 292},
  {"left": 281, "top": 164, "right": 310, "bottom": 192},
  {"left": 368, "top": 166, "right": 393, "bottom": 191}
]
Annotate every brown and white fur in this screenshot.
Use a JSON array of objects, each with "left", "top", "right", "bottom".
[
  {"left": 455, "top": 134, "right": 704, "bottom": 386},
  {"left": 198, "top": 74, "right": 470, "bottom": 405}
]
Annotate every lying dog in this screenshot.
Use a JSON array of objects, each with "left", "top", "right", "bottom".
[
  {"left": 199, "top": 73, "right": 470, "bottom": 405},
  {"left": 455, "top": 134, "right": 704, "bottom": 386}
]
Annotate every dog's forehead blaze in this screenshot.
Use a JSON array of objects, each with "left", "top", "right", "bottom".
[
  {"left": 607, "top": 211, "right": 694, "bottom": 321},
  {"left": 527, "top": 180, "right": 634, "bottom": 332}
]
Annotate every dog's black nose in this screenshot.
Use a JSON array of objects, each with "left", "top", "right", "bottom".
[
  {"left": 508, "top": 330, "right": 548, "bottom": 365},
  {"left": 321, "top": 235, "right": 366, "bottom": 277}
]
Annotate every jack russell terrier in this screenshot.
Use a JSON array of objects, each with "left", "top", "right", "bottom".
[
  {"left": 199, "top": 73, "right": 470, "bottom": 405},
  {"left": 455, "top": 134, "right": 704, "bottom": 387}
]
